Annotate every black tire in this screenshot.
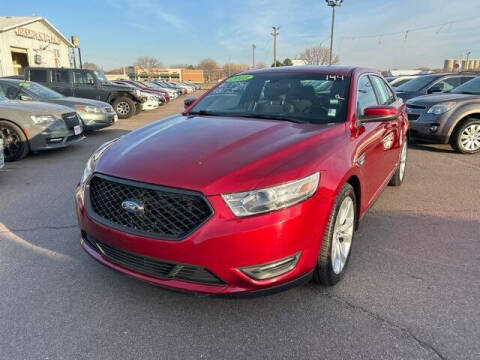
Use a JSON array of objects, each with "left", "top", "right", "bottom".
[
  {"left": 450, "top": 118, "right": 480, "bottom": 154},
  {"left": 0, "top": 120, "right": 29, "bottom": 162},
  {"left": 134, "top": 103, "right": 142, "bottom": 115},
  {"left": 112, "top": 97, "right": 136, "bottom": 119},
  {"left": 389, "top": 139, "right": 408, "bottom": 186},
  {"left": 313, "top": 183, "right": 356, "bottom": 286}
]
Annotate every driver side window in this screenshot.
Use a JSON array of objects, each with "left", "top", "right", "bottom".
[{"left": 356, "top": 75, "right": 378, "bottom": 115}]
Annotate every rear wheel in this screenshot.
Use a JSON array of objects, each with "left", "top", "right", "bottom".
[
  {"left": 450, "top": 118, "right": 480, "bottom": 154},
  {"left": 314, "top": 183, "right": 356, "bottom": 286},
  {"left": 0, "top": 120, "right": 29, "bottom": 161},
  {"left": 112, "top": 97, "right": 136, "bottom": 119}
]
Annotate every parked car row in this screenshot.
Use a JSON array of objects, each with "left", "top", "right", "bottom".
[
  {"left": 388, "top": 72, "right": 480, "bottom": 154},
  {"left": 0, "top": 67, "right": 200, "bottom": 162}
]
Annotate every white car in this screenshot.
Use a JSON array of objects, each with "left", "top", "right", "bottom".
[
  {"left": 145, "top": 82, "right": 178, "bottom": 99},
  {"left": 140, "top": 92, "right": 160, "bottom": 111}
]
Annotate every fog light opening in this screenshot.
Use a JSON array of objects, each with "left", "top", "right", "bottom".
[
  {"left": 429, "top": 125, "right": 439, "bottom": 133},
  {"left": 239, "top": 252, "right": 301, "bottom": 280}
]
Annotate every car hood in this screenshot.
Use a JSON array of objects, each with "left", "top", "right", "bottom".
[
  {"left": 103, "top": 82, "right": 135, "bottom": 92},
  {"left": 45, "top": 97, "right": 110, "bottom": 108},
  {"left": 407, "top": 93, "right": 480, "bottom": 106},
  {"left": 0, "top": 99, "right": 72, "bottom": 114},
  {"left": 96, "top": 115, "right": 345, "bottom": 195}
]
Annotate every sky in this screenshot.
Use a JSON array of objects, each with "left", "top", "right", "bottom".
[{"left": 2, "top": 0, "right": 480, "bottom": 70}]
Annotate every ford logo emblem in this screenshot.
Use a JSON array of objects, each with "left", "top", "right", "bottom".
[{"left": 121, "top": 199, "right": 144, "bottom": 214}]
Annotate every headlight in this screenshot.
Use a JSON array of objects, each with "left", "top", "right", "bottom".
[
  {"left": 222, "top": 172, "right": 320, "bottom": 217},
  {"left": 30, "top": 115, "right": 58, "bottom": 125},
  {"left": 134, "top": 89, "right": 142, "bottom": 97},
  {"left": 80, "top": 138, "right": 119, "bottom": 184},
  {"left": 75, "top": 105, "right": 104, "bottom": 114},
  {"left": 427, "top": 102, "right": 456, "bottom": 115}
]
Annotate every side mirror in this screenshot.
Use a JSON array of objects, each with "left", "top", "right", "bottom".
[
  {"left": 360, "top": 106, "right": 398, "bottom": 123},
  {"left": 184, "top": 97, "right": 197, "bottom": 109},
  {"left": 428, "top": 84, "right": 443, "bottom": 94},
  {"left": 20, "top": 95, "right": 33, "bottom": 101}
]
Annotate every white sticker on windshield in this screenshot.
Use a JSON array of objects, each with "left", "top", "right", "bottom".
[
  {"left": 328, "top": 109, "right": 337, "bottom": 117},
  {"left": 330, "top": 99, "right": 339, "bottom": 105}
]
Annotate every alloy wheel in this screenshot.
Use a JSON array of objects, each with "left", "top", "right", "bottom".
[
  {"left": 0, "top": 126, "right": 22, "bottom": 161},
  {"left": 331, "top": 196, "right": 355, "bottom": 275},
  {"left": 116, "top": 102, "right": 131, "bottom": 115},
  {"left": 460, "top": 124, "right": 480, "bottom": 152}
]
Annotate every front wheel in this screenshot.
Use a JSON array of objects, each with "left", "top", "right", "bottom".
[
  {"left": 314, "top": 183, "right": 356, "bottom": 286},
  {"left": 450, "top": 118, "right": 480, "bottom": 154},
  {"left": 112, "top": 97, "right": 136, "bottom": 119},
  {"left": 389, "top": 138, "right": 408, "bottom": 186},
  {"left": 0, "top": 120, "right": 29, "bottom": 162}
]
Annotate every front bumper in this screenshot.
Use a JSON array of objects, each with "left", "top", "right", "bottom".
[
  {"left": 28, "top": 126, "right": 85, "bottom": 151},
  {"left": 80, "top": 112, "right": 117, "bottom": 131},
  {"left": 407, "top": 108, "right": 449, "bottom": 144},
  {"left": 75, "top": 180, "right": 331, "bottom": 295}
]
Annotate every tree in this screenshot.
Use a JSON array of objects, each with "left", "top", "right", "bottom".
[
  {"left": 135, "top": 56, "right": 164, "bottom": 72},
  {"left": 283, "top": 58, "right": 293, "bottom": 66},
  {"left": 83, "top": 62, "right": 101, "bottom": 70},
  {"left": 198, "top": 58, "right": 219, "bottom": 82},
  {"left": 223, "top": 63, "right": 249, "bottom": 77},
  {"left": 170, "top": 63, "right": 197, "bottom": 69},
  {"left": 197, "top": 58, "right": 219, "bottom": 71},
  {"left": 271, "top": 60, "right": 284, "bottom": 67},
  {"left": 298, "top": 45, "right": 339, "bottom": 65}
]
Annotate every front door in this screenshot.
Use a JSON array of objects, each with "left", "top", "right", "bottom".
[{"left": 353, "top": 74, "right": 394, "bottom": 205}]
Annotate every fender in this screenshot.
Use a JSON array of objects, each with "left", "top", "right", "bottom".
[{"left": 444, "top": 104, "right": 480, "bottom": 141}]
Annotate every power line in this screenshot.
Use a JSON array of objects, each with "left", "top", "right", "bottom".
[{"left": 339, "top": 15, "right": 477, "bottom": 41}]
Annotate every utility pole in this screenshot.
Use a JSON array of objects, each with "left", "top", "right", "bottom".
[
  {"left": 271, "top": 26, "right": 279, "bottom": 67},
  {"left": 466, "top": 51, "right": 471, "bottom": 70},
  {"left": 252, "top": 44, "right": 256, "bottom": 69},
  {"left": 325, "top": 0, "right": 343, "bottom": 65}
]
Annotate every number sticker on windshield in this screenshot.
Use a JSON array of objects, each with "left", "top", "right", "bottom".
[
  {"left": 226, "top": 74, "right": 254, "bottom": 82},
  {"left": 19, "top": 82, "right": 31, "bottom": 87},
  {"left": 326, "top": 75, "right": 345, "bottom": 81}
]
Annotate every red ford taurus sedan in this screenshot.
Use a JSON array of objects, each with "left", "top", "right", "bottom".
[{"left": 75, "top": 66, "right": 409, "bottom": 296}]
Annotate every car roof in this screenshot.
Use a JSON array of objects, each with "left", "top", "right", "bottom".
[
  {"left": 0, "top": 78, "right": 25, "bottom": 85},
  {"left": 242, "top": 65, "right": 376, "bottom": 77}
]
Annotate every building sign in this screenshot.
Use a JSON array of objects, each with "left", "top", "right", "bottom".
[
  {"left": 71, "top": 36, "right": 79, "bottom": 47},
  {"left": 15, "top": 26, "right": 60, "bottom": 45}
]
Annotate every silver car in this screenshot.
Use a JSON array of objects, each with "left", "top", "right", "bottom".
[
  {"left": 0, "top": 79, "right": 117, "bottom": 131},
  {"left": 0, "top": 97, "right": 84, "bottom": 161}
]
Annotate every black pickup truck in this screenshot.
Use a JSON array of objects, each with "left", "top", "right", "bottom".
[{"left": 24, "top": 67, "right": 144, "bottom": 119}]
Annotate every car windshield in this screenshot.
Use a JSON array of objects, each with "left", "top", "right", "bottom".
[
  {"left": 451, "top": 76, "right": 480, "bottom": 94},
  {"left": 395, "top": 75, "right": 437, "bottom": 92},
  {"left": 92, "top": 70, "right": 108, "bottom": 82},
  {"left": 189, "top": 72, "right": 350, "bottom": 124},
  {"left": 20, "top": 81, "right": 63, "bottom": 99}
]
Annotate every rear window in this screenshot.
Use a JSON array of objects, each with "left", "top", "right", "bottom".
[{"left": 29, "top": 69, "right": 48, "bottom": 83}]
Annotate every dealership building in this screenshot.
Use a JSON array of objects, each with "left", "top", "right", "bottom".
[{"left": 0, "top": 16, "right": 73, "bottom": 77}]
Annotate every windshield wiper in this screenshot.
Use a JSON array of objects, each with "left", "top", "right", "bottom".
[
  {"left": 457, "top": 91, "right": 480, "bottom": 95},
  {"left": 234, "top": 114, "right": 308, "bottom": 124},
  {"left": 188, "top": 110, "right": 222, "bottom": 116}
]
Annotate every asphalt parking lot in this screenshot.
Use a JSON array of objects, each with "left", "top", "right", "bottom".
[{"left": 0, "top": 92, "right": 478, "bottom": 360}]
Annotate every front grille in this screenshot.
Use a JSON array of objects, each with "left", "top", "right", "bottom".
[
  {"left": 62, "top": 112, "right": 80, "bottom": 129},
  {"left": 83, "top": 233, "right": 225, "bottom": 285},
  {"left": 408, "top": 114, "right": 420, "bottom": 121},
  {"left": 406, "top": 104, "right": 427, "bottom": 110},
  {"left": 87, "top": 174, "right": 213, "bottom": 240}
]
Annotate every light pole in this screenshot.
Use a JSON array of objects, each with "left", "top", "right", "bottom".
[
  {"left": 252, "top": 44, "right": 256, "bottom": 69},
  {"left": 325, "top": 0, "right": 343, "bottom": 65}
]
